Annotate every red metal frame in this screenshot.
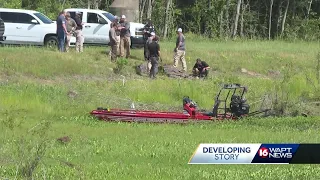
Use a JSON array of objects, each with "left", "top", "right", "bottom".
[
  {"left": 90, "top": 103, "right": 238, "bottom": 123},
  {"left": 90, "top": 84, "right": 256, "bottom": 123}
]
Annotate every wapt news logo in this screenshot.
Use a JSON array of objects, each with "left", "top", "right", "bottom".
[
  {"left": 251, "top": 144, "right": 300, "bottom": 164},
  {"left": 258, "top": 147, "right": 293, "bottom": 158}
]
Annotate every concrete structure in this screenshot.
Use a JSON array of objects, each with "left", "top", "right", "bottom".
[{"left": 109, "top": 0, "right": 140, "bottom": 22}]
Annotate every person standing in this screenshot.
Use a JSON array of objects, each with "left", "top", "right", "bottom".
[
  {"left": 173, "top": 28, "right": 187, "bottom": 72},
  {"left": 114, "top": 20, "right": 121, "bottom": 57},
  {"left": 119, "top": 15, "right": 131, "bottom": 58},
  {"left": 143, "top": 19, "right": 155, "bottom": 61},
  {"left": 147, "top": 34, "right": 161, "bottom": 79},
  {"left": 109, "top": 16, "right": 120, "bottom": 57},
  {"left": 56, "top": 10, "right": 69, "bottom": 52},
  {"left": 146, "top": 32, "right": 155, "bottom": 72},
  {"left": 109, "top": 22, "right": 118, "bottom": 62},
  {"left": 65, "top": 12, "right": 77, "bottom": 52},
  {"left": 74, "top": 11, "right": 84, "bottom": 53}
]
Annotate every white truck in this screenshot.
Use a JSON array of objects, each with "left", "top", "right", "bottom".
[
  {"left": 64, "top": 8, "right": 145, "bottom": 47},
  {"left": 0, "top": 8, "right": 76, "bottom": 47}
]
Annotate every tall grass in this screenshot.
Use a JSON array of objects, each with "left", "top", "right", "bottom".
[{"left": 0, "top": 40, "right": 320, "bottom": 179}]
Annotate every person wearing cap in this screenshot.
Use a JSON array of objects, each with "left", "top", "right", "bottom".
[
  {"left": 173, "top": 28, "right": 187, "bottom": 72},
  {"left": 74, "top": 11, "right": 84, "bottom": 52},
  {"left": 147, "top": 34, "right": 161, "bottom": 79},
  {"left": 65, "top": 12, "right": 77, "bottom": 52},
  {"left": 109, "top": 22, "right": 118, "bottom": 62},
  {"left": 119, "top": 15, "right": 131, "bottom": 58},
  {"left": 192, "top": 58, "right": 210, "bottom": 78}
]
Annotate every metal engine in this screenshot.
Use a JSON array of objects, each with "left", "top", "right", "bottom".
[
  {"left": 183, "top": 96, "right": 197, "bottom": 108},
  {"left": 230, "top": 95, "right": 250, "bottom": 117}
]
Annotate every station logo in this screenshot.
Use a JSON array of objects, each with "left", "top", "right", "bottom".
[{"left": 258, "top": 147, "right": 293, "bottom": 159}]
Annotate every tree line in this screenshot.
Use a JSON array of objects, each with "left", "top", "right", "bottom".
[{"left": 1, "top": 0, "right": 320, "bottom": 41}]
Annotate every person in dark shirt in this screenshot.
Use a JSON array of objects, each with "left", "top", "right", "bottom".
[
  {"left": 143, "top": 19, "right": 155, "bottom": 61},
  {"left": 56, "top": 10, "right": 69, "bottom": 52},
  {"left": 143, "top": 19, "right": 155, "bottom": 41},
  {"left": 193, "top": 58, "right": 210, "bottom": 78},
  {"left": 145, "top": 32, "right": 155, "bottom": 72},
  {"left": 74, "top": 12, "right": 83, "bottom": 30},
  {"left": 74, "top": 11, "right": 84, "bottom": 52},
  {"left": 147, "top": 35, "right": 160, "bottom": 79}
]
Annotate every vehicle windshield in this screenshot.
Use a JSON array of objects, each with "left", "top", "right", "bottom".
[
  {"left": 102, "top": 12, "right": 115, "bottom": 22},
  {"left": 33, "top": 12, "right": 53, "bottom": 24}
]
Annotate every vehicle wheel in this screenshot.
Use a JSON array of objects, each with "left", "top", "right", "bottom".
[{"left": 44, "top": 36, "right": 58, "bottom": 49}]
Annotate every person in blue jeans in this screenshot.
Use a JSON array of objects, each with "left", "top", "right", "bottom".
[{"left": 56, "top": 10, "right": 69, "bottom": 52}]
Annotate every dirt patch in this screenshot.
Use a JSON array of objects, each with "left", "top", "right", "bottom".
[
  {"left": 67, "top": 90, "right": 78, "bottom": 99},
  {"left": 162, "top": 64, "right": 191, "bottom": 78},
  {"left": 135, "top": 62, "right": 149, "bottom": 75},
  {"left": 57, "top": 136, "right": 71, "bottom": 144},
  {"left": 136, "top": 62, "right": 193, "bottom": 79}
]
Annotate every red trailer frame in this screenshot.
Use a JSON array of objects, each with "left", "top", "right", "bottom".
[{"left": 90, "top": 84, "right": 266, "bottom": 124}]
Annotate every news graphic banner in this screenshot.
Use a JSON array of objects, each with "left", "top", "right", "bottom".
[{"left": 188, "top": 143, "right": 320, "bottom": 164}]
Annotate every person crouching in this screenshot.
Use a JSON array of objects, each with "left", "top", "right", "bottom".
[
  {"left": 192, "top": 58, "right": 210, "bottom": 78},
  {"left": 147, "top": 35, "right": 160, "bottom": 79}
]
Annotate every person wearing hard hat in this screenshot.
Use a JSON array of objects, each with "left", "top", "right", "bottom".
[
  {"left": 119, "top": 15, "right": 131, "bottom": 58},
  {"left": 173, "top": 28, "right": 187, "bottom": 72}
]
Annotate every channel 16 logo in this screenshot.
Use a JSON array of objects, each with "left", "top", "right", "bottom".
[{"left": 258, "top": 147, "right": 293, "bottom": 158}]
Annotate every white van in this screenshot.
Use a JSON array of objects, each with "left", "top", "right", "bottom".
[
  {"left": 0, "top": 8, "right": 76, "bottom": 47},
  {"left": 64, "top": 8, "right": 145, "bottom": 47}
]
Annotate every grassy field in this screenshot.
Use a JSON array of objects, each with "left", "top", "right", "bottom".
[{"left": 0, "top": 40, "right": 320, "bottom": 179}]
